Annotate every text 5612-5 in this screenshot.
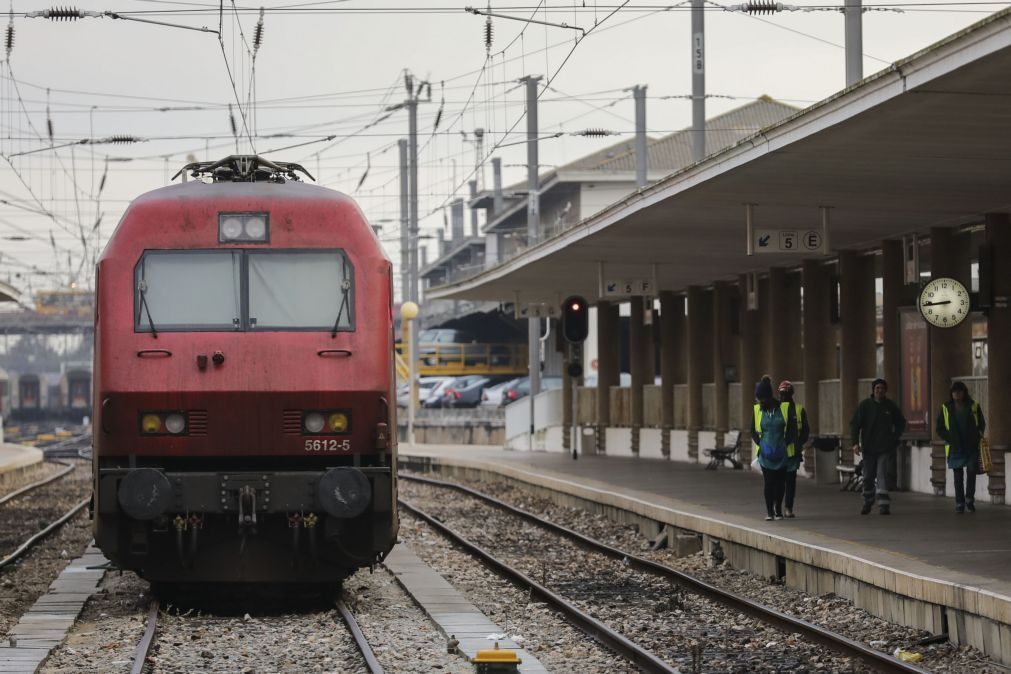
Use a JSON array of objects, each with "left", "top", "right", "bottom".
[{"left": 305, "top": 439, "right": 351, "bottom": 452}]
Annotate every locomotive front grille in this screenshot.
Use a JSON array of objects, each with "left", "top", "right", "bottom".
[
  {"left": 188, "top": 410, "right": 208, "bottom": 436},
  {"left": 282, "top": 410, "right": 302, "bottom": 435}
]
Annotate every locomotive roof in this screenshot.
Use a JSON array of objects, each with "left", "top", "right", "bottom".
[{"left": 129, "top": 178, "right": 358, "bottom": 207}]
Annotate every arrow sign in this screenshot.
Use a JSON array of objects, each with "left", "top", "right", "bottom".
[
  {"left": 753, "top": 229, "right": 826, "bottom": 255},
  {"left": 758, "top": 234, "right": 770, "bottom": 248}
]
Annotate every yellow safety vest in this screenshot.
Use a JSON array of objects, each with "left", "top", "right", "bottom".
[
  {"left": 753, "top": 402, "right": 797, "bottom": 458},
  {"left": 940, "top": 401, "right": 982, "bottom": 457}
]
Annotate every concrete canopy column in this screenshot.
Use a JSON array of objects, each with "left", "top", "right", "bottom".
[
  {"left": 767, "top": 267, "right": 789, "bottom": 384},
  {"left": 802, "top": 260, "right": 830, "bottom": 438},
  {"left": 929, "top": 227, "right": 973, "bottom": 495},
  {"left": 713, "top": 282, "right": 730, "bottom": 440},
  {"left": 595, "top": 300, "right": 619, "bottom": 453},
  {"left": 738, "top": 275, "right": 759, "bottom": 465},
  {"left": 986, "top": 213, "right": 1010, "bottom": 504},
  {"left": 838, "top": 250, "right": 876, "bottom": 466},
  {"left": 882, "top": 240, "right": 903, "bottom": 395},
  {"left": 686, "top": 286, "right": 704, "bottom": 461},
  {"left": 630, "top": 296, "right": 646, "bottom": 455},
  {"left": 659, "top": 291, "right": 679, "bottom": 457}
]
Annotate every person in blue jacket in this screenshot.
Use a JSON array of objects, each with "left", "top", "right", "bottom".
[
  {"left": 936, "top": 381, "right": 986, "bottom": 513},
  {"left": 752, "top": 375, "right": 798, "bottom": 521}
]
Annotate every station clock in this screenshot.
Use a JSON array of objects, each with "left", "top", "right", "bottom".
[{"left": 918, "top": 277, "right": 969, "bottom": 328}]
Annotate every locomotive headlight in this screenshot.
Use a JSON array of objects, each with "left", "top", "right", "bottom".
[
  {"left": 304, "top": 412, "right": 326, "bottom": 433},
  {"left": 328, "top": 412, "right": 349, "bottom": 433},
  {"left": 220, "top": 217, "right": 243, "bottom": 240},
  {"left": 164, "top": 413, "right": 186, "bottom": 435},
  {"left": 243, "top": 215, "right": 267, "bottom": 240},
  {"left": 219, "top": 212, "right": 269, "bottom": 243},
  {"left": 141, "top": 414, "right": 162, "bottom": 434}
]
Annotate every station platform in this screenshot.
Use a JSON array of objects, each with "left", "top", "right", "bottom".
[
  {"left": 0, "top": 443, "right": 44, "bottom": 487},
  {"left": 399, "top": 443, "right": 1011, "bottom": 665}
]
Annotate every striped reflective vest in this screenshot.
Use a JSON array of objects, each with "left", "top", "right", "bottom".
[
  {"left": 753, "top": 402, "right": 797, "bottom": 458},
  {"left": 940, "top": 401, "right": 982, "bottom": 457}
]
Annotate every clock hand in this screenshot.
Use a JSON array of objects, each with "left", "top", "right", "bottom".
[{"left": 921, "top": 300, "right": 952, "bottom": 307}]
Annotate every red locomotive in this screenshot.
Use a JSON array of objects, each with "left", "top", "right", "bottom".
[{"left": 92, "top": 156, "right": 397, "bottom": 585}]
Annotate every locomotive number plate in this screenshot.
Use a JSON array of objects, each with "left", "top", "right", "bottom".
[{"left": 304, "top": 439, "right": 351, "bottom": 452}]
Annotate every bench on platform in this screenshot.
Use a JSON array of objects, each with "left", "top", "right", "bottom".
[{"left": 703, "top": 430, "right": 743, "bottom": 470}]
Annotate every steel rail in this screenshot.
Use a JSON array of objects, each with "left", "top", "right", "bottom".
[
  {"left": 336, "top": 599, "right": 386, "bottom": 674},
  {"left": 130, "top": 600, "right": 160, "bottom": 674},
  {"left": 399, "top": 498, "right": 679, "bottom": 674},
  {"left": 401, "top": 473, "right": 930, "bottom": 674},
  {"left": 0, "top": 497, "right": 90, "bottom": 569},
  {"left": 0, "top": 460, "right": 76, "bottom": 507}
]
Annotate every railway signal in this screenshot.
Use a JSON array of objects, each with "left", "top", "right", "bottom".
[{"left": 561, "top": 295, "right": 588, "bottom": 343}]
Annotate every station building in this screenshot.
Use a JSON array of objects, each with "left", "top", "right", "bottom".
[{"left": 426, "top": 9, "right": 1011, "bottom": 503}]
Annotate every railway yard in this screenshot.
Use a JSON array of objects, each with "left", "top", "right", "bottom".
[{"left": 0, "top": 430, "right": 1005, "bottom": 673}]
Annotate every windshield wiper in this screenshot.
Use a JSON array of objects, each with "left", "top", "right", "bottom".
[
  {"left": 138, "top": 280, "right": 158, "bottom": 338},
  {"left": 331, "top": 279, "right": 351, "bottom": 338}
]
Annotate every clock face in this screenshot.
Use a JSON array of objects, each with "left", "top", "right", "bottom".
[{"left": 919, "top": 277, "right": 969, "bottom": 328}]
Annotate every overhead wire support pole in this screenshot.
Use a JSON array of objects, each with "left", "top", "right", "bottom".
[
  {"left": 844, "top": 0, "right": 863, "bottom": 86},
  {"left": 691, "top": 0, "right": 705, "bottom": 163},
  {"left": 632, "top": 85, "right": 648, "bottom": 189},
  {"left": 399, "top": 139, "right": 409, "bottom": 305},
  {"left": 522, "top": 74, "right": 543, "bottom": 450}
]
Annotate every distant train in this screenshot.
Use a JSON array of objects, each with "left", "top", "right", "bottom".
[{"left": 5, "top": 367, "right": 92, "bottom": 422}]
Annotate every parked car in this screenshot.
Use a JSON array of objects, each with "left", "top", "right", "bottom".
[
  {"left": 499, "top": 376, "right": 563, "bottom": 406},
  {"left": 424, "top": 375, "right": 491, "bottom": 408},
  {"left": 396, "top": 376, "right": 453, "bottom": 408},
  {"left": 481, "top": 377, "right": 521, "bottom": 407}
]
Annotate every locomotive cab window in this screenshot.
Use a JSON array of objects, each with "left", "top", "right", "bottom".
[
  {"left": 135, "top": 249, "right": 353, "bottom": 333},
  {"left": 136, "top": 251, "right": 242, "bottom": 331},
  {"left": 248, "top": 251, "right": 353, "bottom": 330}
]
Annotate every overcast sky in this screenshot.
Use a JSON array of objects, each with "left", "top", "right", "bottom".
[{"left": 0, "top": 0, "right": 1005, "bottom": 301}]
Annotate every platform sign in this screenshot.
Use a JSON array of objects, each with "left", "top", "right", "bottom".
[
  {"left": 604, "top": 279, "right": 654, "bottom": 297},
  {"left": 754, "top": 229, "right": 827, "bottom": 255},
  {"left": 515, "top": 303, "right": 558, "bottom": 320}
]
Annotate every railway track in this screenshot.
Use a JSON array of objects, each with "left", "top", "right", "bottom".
[
  {"left": 127, "top": 596, "right": 386, "bottom": 673},
  {"left": 400, "top": 473, "right": 930, "bottom": 674},
  {"left": 0, "top": 457, "right": 91, "bottom": 570}
]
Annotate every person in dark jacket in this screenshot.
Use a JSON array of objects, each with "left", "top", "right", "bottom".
[
  {"left": 936, "top": 381, "right": 986, "bottom": 513},
  {"left": 752, "top": 375, "right": 798, "bottom": 521},
  {"left": 850, "top": 378, "right": 906, "bottom": 515},
  {"left": 778, "top": 381, "right": 810, "bottom": 518}
]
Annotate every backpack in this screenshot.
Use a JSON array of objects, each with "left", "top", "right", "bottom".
[{"left": 760, "top": 437, "right": 786, "bottom": 462}]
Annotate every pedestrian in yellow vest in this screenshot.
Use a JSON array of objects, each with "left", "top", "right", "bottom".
[
  {"left": 778, "top": 381, "right": 810, "bottom": 518},
  {"left": 936, "top": 381, "right": 986, "bottom": 513},
  {"left": 752, "top": 376, "right": 799, "bottom": 521}
]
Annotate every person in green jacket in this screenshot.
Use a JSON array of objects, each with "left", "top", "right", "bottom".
[
  {"left": 936, "top": 381, "right": 986, "bottom": 513},
  {"left": 850, "top": 378, "right": 906, "bottom": 515}
]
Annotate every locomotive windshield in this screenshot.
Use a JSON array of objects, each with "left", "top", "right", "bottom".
[{"left": 135, "top": 249, "right": 354, "bottom": 333}]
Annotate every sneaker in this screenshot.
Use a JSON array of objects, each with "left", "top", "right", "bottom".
[
  {"left": 765, "top": 515, "right": 774, "bottom": 521},
  {"left": 774, "top": 515, "right": 784, "bottom": 521},
  {"left": 784, "top": 508, "right": 796, "bottom": 518},
  {"left": 879, "top": 505, "right": 891, "bottom": 515},
  {"left": 966, "top": 501, "right": 976, "bottom": 513},
  {"left": 860, "top": 502, "right": 873, "bottom": 515},
  {"left": 955, "top": 503, "right": 965, "bottom": 513}
]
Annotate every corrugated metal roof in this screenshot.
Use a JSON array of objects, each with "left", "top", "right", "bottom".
[{"left": 562, "top": 96, "right": 800, "bottom": 175}]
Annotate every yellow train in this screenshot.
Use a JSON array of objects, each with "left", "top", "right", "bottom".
[{"left": 35, "top": 289, "right": 94, "bottom": 317}]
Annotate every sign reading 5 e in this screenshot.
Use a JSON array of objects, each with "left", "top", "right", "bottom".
[{"left": 754, "top": 229, "right": 826, "bottom": 255}]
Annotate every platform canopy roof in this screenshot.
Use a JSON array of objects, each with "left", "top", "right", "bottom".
[{"left": 430, "top": 10, "right": 1011, "bottom": 304}]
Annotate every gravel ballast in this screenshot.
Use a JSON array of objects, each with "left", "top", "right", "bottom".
[{"left": 401, "top": 473, "right": 1006, "bottom": 673}]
